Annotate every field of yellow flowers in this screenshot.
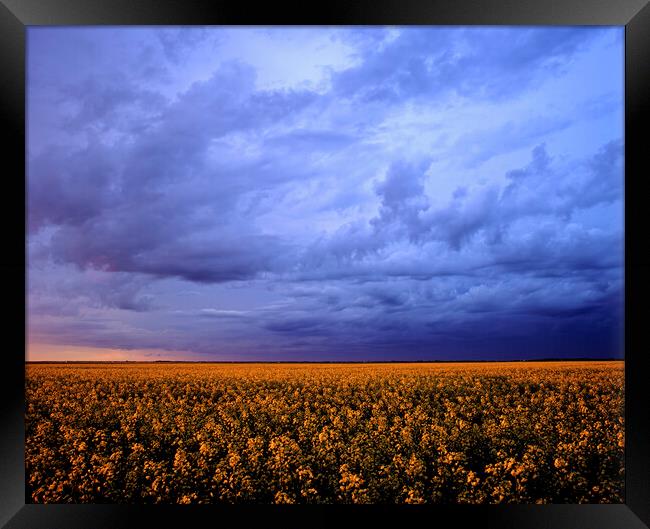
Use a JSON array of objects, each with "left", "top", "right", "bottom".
[{"left": 25, "top": 361, "right": 624, "bottom": 504}]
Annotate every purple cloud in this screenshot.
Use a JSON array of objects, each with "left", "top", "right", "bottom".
[{"left": 27, "top": 26, "right": 624, "bottom": 360}]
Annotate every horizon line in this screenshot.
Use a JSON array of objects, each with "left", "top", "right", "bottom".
[{"left": 25, "top": 357, "right": 624, "bottom": 364}]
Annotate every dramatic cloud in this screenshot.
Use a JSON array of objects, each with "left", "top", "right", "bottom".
[{"left": 27, "top": 26, "right": 624, "bottom": 360}]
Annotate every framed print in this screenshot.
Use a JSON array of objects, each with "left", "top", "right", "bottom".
[{"left": 1, "top": 0, "right": 649, "bottom": 527}]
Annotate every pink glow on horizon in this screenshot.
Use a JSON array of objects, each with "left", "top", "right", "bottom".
[{"left": 26, "top": 343, "right": 203, "bottom": 362}]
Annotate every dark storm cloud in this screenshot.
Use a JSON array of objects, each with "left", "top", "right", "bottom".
[
  {"left": 263, "top": 318, "right": 329, "bottom": 335},
  {"left": 28, "top": 268, "right": 157, "bottom": 316},
  {"left": 47, "top": 218, "right": 295, "bottom": 284},
  {"left": 29, "top": 60, "right": 315, "bottom": 283}
]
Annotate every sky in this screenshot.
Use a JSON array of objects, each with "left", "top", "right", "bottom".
[{"left": 26, "top": 26, "right": 624, "bottom": 361}]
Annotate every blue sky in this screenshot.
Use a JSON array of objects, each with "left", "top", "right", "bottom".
[{"left": 26, "top": 26, "right": 624, "bottom": 361}]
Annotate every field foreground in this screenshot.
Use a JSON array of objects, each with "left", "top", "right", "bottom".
[{"left": 25, "top": 361, "right": 624, "bottom": 504}]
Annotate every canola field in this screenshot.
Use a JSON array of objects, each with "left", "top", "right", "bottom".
[{"left": 25, "top": 361, "right": 624, "bottom": 504}]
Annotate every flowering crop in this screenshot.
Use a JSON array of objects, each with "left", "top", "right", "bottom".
[{"left": 25, "top": 361, "right": 624, "bottom": 504}]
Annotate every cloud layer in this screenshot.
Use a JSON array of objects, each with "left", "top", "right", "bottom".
[{"left": 27, "top": 27, "right": 624, "bottom": 360}]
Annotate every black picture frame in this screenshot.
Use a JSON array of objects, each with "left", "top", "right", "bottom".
[{"left": 2, "top": 0, "right": 648, "bottom": 527}]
